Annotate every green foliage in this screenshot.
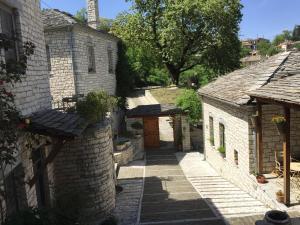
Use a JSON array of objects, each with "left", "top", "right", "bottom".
[
  {"left": 176, "top": 90, "right": 202, "bottom": 124},
  {"left": 147, "top": 68, "right": 171, "bottom": 86},
  {"left": 113, "top": 0, "right": 242, "bottom": 85},
  {"left": 272, "top": 30, "right": 293, "bottom": 46},
  {"left": 74, "top": 8, "right": 113, "bottom": 31},
  {"left": 131, "top": 121, "right": 143, "bottom": 130},
  {"left": 240, "top": 45, "right": 251, "bottom": 58},
  {"left": 271, "top": 115, "right": 286, "bottom": 124},
  {"left": 180, "top": 65, "right": 215, "bottom": 88},
  {"left": 76, "top": 91, "right": 117, "bottom": 123},
  {"left": 257, "top": 40, "right": 279, "bottom": 57},
  {"left": 293, "top": 43, "right": 300, "bottom": 50},
  {"left": 218, "top": 146, "right": 226, "bottom": 154},
  {"left": 0, "top": 36, "right": 35, "bottom": 167},
  {"left": 116, "top": 41, "right": 135, "bottom": 98}
]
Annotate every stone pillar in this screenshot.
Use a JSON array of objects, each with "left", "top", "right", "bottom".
[
  {"left": 86, "top": 0, "right": 100, "bottom": 29},
  {"left": 173, "top": 115, "right": 182, "bottom": 149},
  {"left": 181, "top": 115, "right": 191, "bottom": 152}
]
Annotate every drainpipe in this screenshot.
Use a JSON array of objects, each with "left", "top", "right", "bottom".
[{"left": 68, "top": 26, "right": 80, "bottom": 97}]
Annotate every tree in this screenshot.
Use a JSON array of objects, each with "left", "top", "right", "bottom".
[
  {"left": 176, "top": 89, "right": 202, "bottom": 124},
  {"left": 115, "top": 0, "right": 242, "bottom": 85},
  {"left": 74, "top": 8, "right": 113, "bottom": 32},
  {"left": 257, "top": 40, "right": 279, "bottom": 57},
  {"left": 272, "top": 30, "right": 292, "bottom": 46},
  {"left": 240, "top": 45, "right": 251, "bottom": 58}
]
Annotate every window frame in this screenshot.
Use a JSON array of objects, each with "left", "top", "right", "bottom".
[
  {"left": 46, "top": 44, "right": 51, "bottom": 72},
  {"left": 87, "top": 45, "right": 96, "bottom": 73},
  {"left": 209, "top": 116, "right": 214, "bottom": 146},
  {"left": 0, "top": 3, "right": 19, "bottom": 61},
  {"left": 219, "top": 123, "right": 225, "bottom": 148},
  {"left": 107, "top": 46, "right": 114, "bottom": 74}
]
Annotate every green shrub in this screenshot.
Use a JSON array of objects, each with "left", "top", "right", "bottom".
[
  {"left": 76, "top": 91, "right": 117, "bottom": 123},
  {"left": 218, "top": 146, "right": 226, "bottom": 154},
  {"left": 131, "top": 121, "right": 143, "bottom": 130},
  {"left": 176, "top": 90, "right": 202, "bottom": 125}
]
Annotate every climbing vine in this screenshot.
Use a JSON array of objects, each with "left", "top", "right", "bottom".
[{"left": 0, "top": 34, "right": 35, "bottom": 167}]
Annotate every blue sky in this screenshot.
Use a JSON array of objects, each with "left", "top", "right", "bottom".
[{"left": 42, "top": 0, "right": 300, "bottom": 40}]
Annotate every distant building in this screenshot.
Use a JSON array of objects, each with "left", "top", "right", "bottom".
[
  {"left": 241, "top": 38, "right": 269, "bottom": 52},
  {"left": 42, "top": 0, "right": 119, "bottom": 104},
  {"left": 293, "top": 25, "right": 300, "bottom": 40}
]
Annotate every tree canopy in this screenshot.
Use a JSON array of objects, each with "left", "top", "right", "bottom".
[{"left": 112, "top": 0, "right": 243, "bottom": 85}]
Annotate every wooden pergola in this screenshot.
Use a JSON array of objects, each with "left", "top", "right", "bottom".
[{"left": 253, "top": 97, "right": 299, "bottom": 205}]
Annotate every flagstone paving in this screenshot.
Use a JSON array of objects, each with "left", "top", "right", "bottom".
[{"left": 139, "top": 149, "right": 226, "bottom": 225}]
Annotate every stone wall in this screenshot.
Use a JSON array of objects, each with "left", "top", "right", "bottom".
[
  {"left": 50, "top": 121, "right": 116, "bottom": 225},
  {"left": 190, "top": 124, "right": 203, "bottom": 151},
  {"left": 261, "top": 105, "right": 300, "bottom": 172},
  {"left": 202, "top": 97, "right": 283, "bottom": 209},
  {"left": 45, "top": 29, "right": 76, "bottom": 102},
  {"left": 72, "top": 26, "right": 118, "bottom": 96},
  {"left": 4, "top": 0, "right": 51, "bottom": 116},
  {"left": 202, "top": 97, "right": 255, "bottom": 174},
  {"left": 181, "top": 115, "right": 191, "bottom": 152}
]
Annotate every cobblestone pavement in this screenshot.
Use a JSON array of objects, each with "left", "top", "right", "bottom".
[
  {"left": 139, "top": 149, "right": 226, "bottom": 225},
  {"left": 114, "top": 161, "right": 145, "bottom": 225}
]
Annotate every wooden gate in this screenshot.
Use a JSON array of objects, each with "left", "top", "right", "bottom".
[{"left": 143, "top": 117, "right": 160, "bottom": 149}]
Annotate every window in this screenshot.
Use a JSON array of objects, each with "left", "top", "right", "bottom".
[
  {"left": 0, "top": 4, "right": 18, "bottom": 62},
  {"left": 219, "top": 123, "right": 225, "bottom": 148},
  {"left": 88, "top": 45, "right": 96, "bottom": 73},
  {"left": 209, "top": 116, "right": 214, "bottom": 146},
  {"left": 234, "top": 150, "right": 239, "bottom": 166},
  {"left": 107, "top": 47, "right": 114, "bottom": 74},
  {"left": 46, "top": 45, "right": 51, "bottom": 71}
]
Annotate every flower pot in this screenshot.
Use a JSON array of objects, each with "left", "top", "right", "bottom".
[
  {"left": 219, "top": 152, "right": 225, "bottom": 158},
  {"left": 264, "top": 210, "right": 291, "bottom": 225},
  {"left": 256, "top": 175, "right": 267, "bottom": 184},
  {"left": 276, "top": 194, "right": 285, "bottom": 203}
]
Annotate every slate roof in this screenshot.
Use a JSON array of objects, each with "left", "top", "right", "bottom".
[
  {"left": 42, "top": 9, "right": 117, "bottom": 39},
  {"left": 198, "top": 52, "right": 291, "bottom": 105},
  {"left": 248, "top": 52, "right": 300, "bottom": 106},
  {"left": 127, "top": 104, "right": 183, "bottom": 118},
  {"left": 28, "top": 109, "right": 89, "bottom": 137}
]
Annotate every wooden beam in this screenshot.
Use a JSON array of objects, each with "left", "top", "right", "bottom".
[
  {"left": 283, "top": 106, "right": 291, "bottom": 205},
  {"left": 256, "top": 102, "right": 264, "bottom": 173}
]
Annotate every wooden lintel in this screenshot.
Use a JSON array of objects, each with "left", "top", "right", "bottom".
[
  {"left": 255, "top": 97, "right": 300, "bottom": 109},
  {"left": 283, "top": 106, "right": 291, "bottom": 205}
]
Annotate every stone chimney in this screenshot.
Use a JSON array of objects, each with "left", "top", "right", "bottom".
[{"left": 86, "top": 0, "right": 100, "bottom": 29}]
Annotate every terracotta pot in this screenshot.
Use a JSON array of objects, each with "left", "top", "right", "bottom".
[
  {"left": 276, "top": 194, "right": 285, "bottom": 203},
  {"left": 256, "top": 175, "right": 267, "bottom": 184}
]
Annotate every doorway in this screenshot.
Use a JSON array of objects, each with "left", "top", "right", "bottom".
[{"left": 143, "top": 117, "right": 160, "bottom": 149}]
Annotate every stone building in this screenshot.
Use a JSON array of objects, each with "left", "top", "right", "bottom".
[
  {"left": 42, "top": 0, "right": 119, "bottom": 104},
  {"left": 1, "top": 1, "right": 116, "bottom": 223},
  {"left": 198, "top": 51, "right": 300, "bottom": 208}
]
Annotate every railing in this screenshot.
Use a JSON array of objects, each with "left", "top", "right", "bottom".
[{"left": 52, "top": 95, "right": 84, "bottom": 112}]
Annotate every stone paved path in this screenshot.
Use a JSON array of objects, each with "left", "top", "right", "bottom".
[
  {"left": 176, "top": 152, "right": 270, "bottom": 219},
  {"left": 139, "top": 149, "right": 226, "bottom": 225},
  {"left": 114, "top": 161, "right": 145, "bottom": 225}
]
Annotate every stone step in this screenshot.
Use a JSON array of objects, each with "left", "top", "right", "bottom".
[
  {"left": 212, "top": 200, "right": 264, "bottom": 208},
  {"left": 219, "top": 206, "right": 268, "bottom": 216}
]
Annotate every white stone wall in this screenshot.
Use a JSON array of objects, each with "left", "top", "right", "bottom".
[
  {"left": 202, "top": 97, "right": 254, "bottom": 174},
  {"left": 72, "top": 26, "right": 118, "bottom": 96},
  {"left": 45, "top": 30, "right": 76, "bottom": 102},
  {"left": 4, "top": 0, "right": 51, "bottom": 116}
]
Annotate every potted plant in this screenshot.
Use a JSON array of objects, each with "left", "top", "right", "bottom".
[
  {"left": 131, "top": 121, "right": 143, "bottom": 130},
  {"left": 255, "top": 173, "right": 267, "bottom": 184},
  {"left": 116, "top": 141, "right": 127, "bottom": 151},
  {"left": 271, "top": 115, "right": 287, "bottom": 135},
  {"left": 276, "top": 190, "right": 285, "bottom": 203},
  {"left": 217, "top": 146, "right": 226, "bottom": 158}
]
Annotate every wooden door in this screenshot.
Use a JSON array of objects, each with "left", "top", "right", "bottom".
[{"left": 143, "top": 117, "right": 160, "bottom": 149}]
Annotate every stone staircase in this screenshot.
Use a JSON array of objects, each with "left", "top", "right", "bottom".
[
  {"left": 176, "top": 152, "right": 270, "bottom": 219},
  {"left": 188, "top": 175, "right": 270, "bottom": 218}
]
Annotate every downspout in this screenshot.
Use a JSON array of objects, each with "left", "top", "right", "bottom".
[{"left": 68, "top": 26, "right": 80, "bottom": 96}]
